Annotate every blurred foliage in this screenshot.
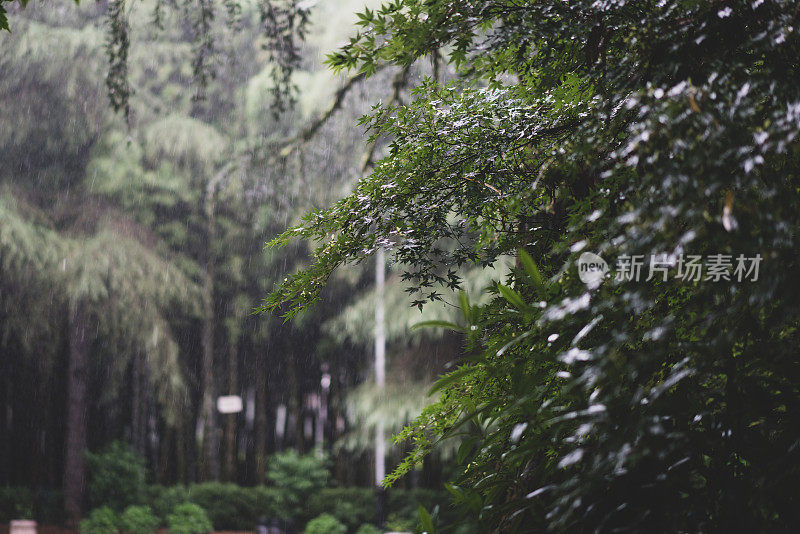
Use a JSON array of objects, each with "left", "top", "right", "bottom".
[
  {"left": 79, "top": 506, "right": 119, "bottom": 534},
  {"left": 264, "top": 450, "right": 329, "bottom": 519},
  {"left": 0, "top": 487, "right": 63, "bottom": 524},
  {"left": 117, "top": 505, "right": 159, "bottom": 534},
  {"left": 85, "top": 442, "right": 146, "bottom": 512},
  {"left": 185, "top": 483, "right": 273, "bottom": 531},
  {"left": 304, "top": 513, "right": 347, "bottom": 534},
  {"left": 354, "top": 524, "right": 382, "bottom": 534},
  {"left": 166, "top": 502, "right": 213, "bottom": 534}
]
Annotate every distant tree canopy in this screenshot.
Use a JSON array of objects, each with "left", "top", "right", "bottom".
[
  {"left": 269, "top": 0, "right": 800, "bottom": 532},
  {"left": 1, "top": 0, "right": 309, "bottom": 121},
  {"left": 2, "top": 1, "right": 460, "bottom": 525}
]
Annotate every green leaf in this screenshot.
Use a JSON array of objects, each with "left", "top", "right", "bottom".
[
  {"left": 458, "top": 290, "right": 471, "bottom": 324},
  {"left": 411, "top": 319, "right": 467, "bottom": 332},
  {"left": 0, "top": 3, "right": 9, "bottom": 32},
  {"left": 497, "top": 283, "right": 526, "bottom": 310},
  {"left": 518, "top": 249, "right": 544, "bottom": 289},
  {"left": 418, "top": 504, "right": 435, "bottom": 533},
  {"left": 428, "top": 365, "right": 476, "bottom": 395}
]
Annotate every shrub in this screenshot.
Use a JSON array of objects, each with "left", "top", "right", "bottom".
[
  {"left": 304, "top": 513, "right": 346, "bottom": 534},
  {"left": 306, "top": 487, "right": 373, "bottom": 529},
  {"left": 355, "top": 524, "right": 383, "bottom": 534},
  {"left": 118, "top": 505, "right": 159, "bottom": 534},
  {"left": 265, "top": 451, "right": 328, "bottom": 519},
  {"left": 0, "top": 487, "right": 63, "bottom": 523},
  {"left": 79, "top": 506, "right": 118, "bottom": 534},
  {"left": 384, "top": 512, "right": 415, "bottom": 533},
  {"left": 85, "top": 441, "right": 145, "bottom": 511},
  {"left": 166, "top": 502, "right": 213, "bottom": 534},
  {"left": 0, "top": 486, "right": 33, "bottom": 522},
  {"left": 143, "top": 485, "right": 189, "bottom": 524},
  {"left": 187, "top": 482, "right": 260, "bottom": 531},
  {"left": 388, "top": 489, "right": 456, "bottom": 529}
]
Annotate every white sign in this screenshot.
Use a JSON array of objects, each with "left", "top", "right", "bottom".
[{"left": 216, "top": 395, "right": 243, "bottom": 414}]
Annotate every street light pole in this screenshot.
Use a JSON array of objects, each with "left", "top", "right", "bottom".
[{"left": 374, "top": 247, "right": 387, "bottom": 526}]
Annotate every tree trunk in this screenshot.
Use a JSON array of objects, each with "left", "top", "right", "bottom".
[
  {"left": 255, "top": 362, "right": 267, "bottom": 482},
  {"left": 64, "top": 301, "right": 89, "bottom": 526},
  {"left": 200, "top": 179, "right": 218, "bottom": 481},
  {"left": 176, "top": 417, "right": 187, "bottom": 484},
  {"left": 200, "top": 267, "right": 216, "bottom": 480}
]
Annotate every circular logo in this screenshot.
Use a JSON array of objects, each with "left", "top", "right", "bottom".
[{"left": 577, "top": 252, "right": 609, "bottom": 286}]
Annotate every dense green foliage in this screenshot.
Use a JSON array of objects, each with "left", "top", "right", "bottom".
[
  {"left": 166, "top": 503, "right": 213, "bottom": 534},
  {"left": 0, "top": 488, "right": 62, "bottom": 524},
  {"left": 140, "top": 483, "right": 453, "bottom": 530},
  {"left": 269, "top": 0, "right": 800, "bottom": 532},
  {"left": 354, "top": 524, "right": 382, "bottom": 534},
  {"left": 264, "top": 450, "right": 329, "bottom": 518},
  {"left": 117, "top": 505, "right": 159, "bottom": 534},
  {"left": 304, "top": 513, "right": 348, "bottom": 534},
  {"left": 85, "top": 442, "right": 146, "bottom": 512},
  {"left": 79, "top": 507, "right": 118, "bottom": 534}
]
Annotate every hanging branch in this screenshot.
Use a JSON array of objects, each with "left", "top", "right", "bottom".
[
  {"left": 260, "top": 0, "right": 311, "bottom": 116},
  {"left": 106, "top": 0, "right": 132, "bottom": 126},
  {"left": 191, "top": 0, "right": 216, "bottom": 105}
]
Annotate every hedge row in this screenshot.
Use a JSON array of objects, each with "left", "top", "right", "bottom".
[
  {"left": 144, "top": 484, "right": 456, "bottom": 531},
  {"left": 0, "top": 487, "right": 64, "bottom": 524},
  {"left": 1, "top": 484, "right": 456, "bottom": 531}
]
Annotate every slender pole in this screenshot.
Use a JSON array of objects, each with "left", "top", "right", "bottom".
[{"left": 374, "top": 247, "right": 387, "bottom": 525}]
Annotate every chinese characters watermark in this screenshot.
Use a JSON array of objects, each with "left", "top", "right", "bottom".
[{"left": 578, "top": 252, "right": 762, "bottom": 285}]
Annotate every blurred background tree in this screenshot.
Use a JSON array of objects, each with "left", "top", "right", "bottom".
[{"left": 0, "top": 0, "right": 469, "bottom": 527}]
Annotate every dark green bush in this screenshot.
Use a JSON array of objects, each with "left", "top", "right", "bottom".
[
  {"left": 85, "top": 441, "right": 145, "bottom": 512},
  {"left": 354, "top": 524, "right": 382, "bottom": 534},
  {"left": 144, "top": 484, "right": 281, "bottom": 529},
  {"left": 187, "top": 482, "right": 261, "bottom": 530},
  {"left": 0, "top": 486, "right": 33, "bottom": 522},
  {"left": 388, "top": 489, "right": 457, "bottom": 530},
  {"left": 166, "top": 502, "right": 212, "bottom": 534},
  {"left": 265, "top": 451, "right": 329, "bottom": 520},
  {"left": 138, "top": 484, "right": 454, "bottom": 530},
  {"left": 0, "top": 487, "right": 63, "bottom": 523},
  {"left": 304, "top": 513, "right": 347, "bottom": 534},
  {"left": 306, "top": 487, "right": 374, "bottom": 529},
  {"left": 118, "top": 505, "right": 159, "bottom": 534},
  {"left": 33, "top": 489, "right": 64, "bottom": 524},
  {"left": 143, "top": 485, "right": 189, "bottom": 524},
  {"left": 79, "top": 506, "right": 118, "bottom": 534}
]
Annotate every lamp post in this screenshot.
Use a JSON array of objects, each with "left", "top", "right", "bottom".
[{"left": 374, "top": 247, "right": 387, "bottom": 526}]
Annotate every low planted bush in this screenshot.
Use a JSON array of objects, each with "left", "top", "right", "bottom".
[
  {"left": 0, "top": 486, "right": 33, "bottom": 522},
  {"left": 166, "top": 502, "right": 213, "bottom": 534},
  {"left": 144, "top": 483, "right": 281, "bottom": 530},
  {"left": 0, "top": 487, "right": 63, "bottom": 523},
  {"left": 188, "top": 482, "right": 265, "bottom": 531},
  {"left": 118, "top": 505, "right": 159, "bottom": 534},
  {"left": 354, "top": 524, "right": 382, "bottom": 534},
  {"left": 137, "top": 483, "right": 453, "bottom": 530},
  {"left": 143, "top": 485, "right": 189, "bottom": 525},
  {"left": 304, "top": 513, "right": 347, "bottom": 534},
  {"left": 85, "top": 441, "right": 146, "bottom": 512},
  {"left": 265, "top": 451, "right": 328, "bottom": 520},
  {"left": 388, "top": 489, "right": 458, "bottom": 529},
  {"left": 79, "top": 506, "right": 118, "bottom": 534},
  {"left": 305, "top": 487, "right": 373, "bottom": 529}
]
